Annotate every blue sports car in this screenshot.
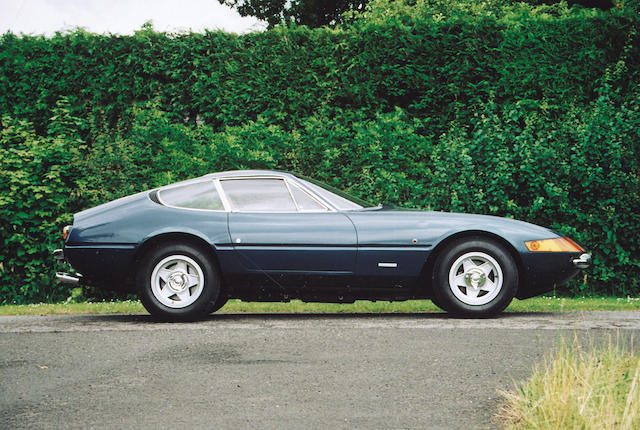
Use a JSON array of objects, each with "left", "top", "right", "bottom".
[{"left": 54, "top": 170, "right": 590, "bottom": 320}]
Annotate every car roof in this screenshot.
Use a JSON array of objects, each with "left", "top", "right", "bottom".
[
  {"left": 200, "top": 170, "right": 297, "bottom": 180},
  {"left": 155, "top": 170, "right": 299, "bottom": 192}
]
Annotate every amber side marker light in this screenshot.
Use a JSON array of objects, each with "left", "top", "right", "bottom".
[{"left": 525, "top": 237, "right": 584, "bottom": 252}]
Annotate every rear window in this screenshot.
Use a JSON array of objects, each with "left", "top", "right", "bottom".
[{"left": 158, "top": 181, "right": 224, "bottom": 210}]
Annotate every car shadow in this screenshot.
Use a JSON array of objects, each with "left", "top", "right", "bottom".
[
  {"left": 209, "top": 311, "right": 559, "bottom": 320},
  {"left": 85, "top": 311, "right": 560, "bottom": 324}
]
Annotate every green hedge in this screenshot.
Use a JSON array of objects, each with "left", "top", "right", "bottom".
[
  {"left": 2, "top": 3, "right": 638, "bottom": 131},
  {"left": 1, "top": 1, "right": 639, "bottom": 303}
]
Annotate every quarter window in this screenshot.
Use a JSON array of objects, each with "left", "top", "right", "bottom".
[
  {"left": 289, "top": 183, "right": 329, "bottom": 212},
  {"left": 221, "top": 178, "right": 297, "bottom": 212},
  {"left": 299, "top": 180, "right": 363, "bottom": 210},
  {"left": 158, "top": 181, "right": 224, "bottom": 210}
]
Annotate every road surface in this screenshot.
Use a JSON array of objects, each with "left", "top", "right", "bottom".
[{"left": 2, "top": 311, "right": 639, "bottom": 429}]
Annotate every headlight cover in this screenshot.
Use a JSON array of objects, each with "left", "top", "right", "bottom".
[{"left": 525, "top": 237, "right": 584, "bottom": 252}]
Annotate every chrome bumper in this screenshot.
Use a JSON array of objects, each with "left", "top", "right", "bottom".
[
  {"left": 54, "top": 248, "right": 64, "bottom": 264},
  {"left": 572, "top": 253, "right": 591, "bottom": 269}
]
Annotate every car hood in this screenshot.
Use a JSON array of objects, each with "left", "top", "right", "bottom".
[{"left": 344, "top": 208, "right": 559, "bottom": 251}]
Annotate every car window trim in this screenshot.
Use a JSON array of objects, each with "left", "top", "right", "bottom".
[
  {"left": 287, "top": 180, "right": 331, "bottom": 213},
  {"left": 286, "top": 176, "right": 358, "bottom": 211},
  {"left": 156, "top": 179, "right": 227, "bottom": 212},
  {"left": 283, "top": 179, "right": 300, "bottom": 212},
  {"left": 155, "top": 174, "right": 336, "bottom": 213},
  {"left": 291, "top": 176, "right": 370, "bottom": 211},
  {"left": 284, "top": 177, "right": 335, "bottom": 211},
  {"left": 217, "top": 175, "right": 335, "bottom": 213},
  {"left": 213, "top": 179, "right": 232, "bottom": 212}
]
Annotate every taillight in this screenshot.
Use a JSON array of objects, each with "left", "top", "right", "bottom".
[{"left": 62, "top": 225, "right": 72, "bottom": 241}]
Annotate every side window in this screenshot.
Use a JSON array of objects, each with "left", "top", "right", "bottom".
[
  {"left": 158, "top": 181, "right": 224, "bottom": 210},
  {"left": 289, "top": 183, "right": 329, "bottom": 212},
  {"left": 221, "top": 178, "right": 296, "bottom": 212}
]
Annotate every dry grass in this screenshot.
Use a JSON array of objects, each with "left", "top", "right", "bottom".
[{"left": 497, "top": 334, "right": 640, "bottom": 429}]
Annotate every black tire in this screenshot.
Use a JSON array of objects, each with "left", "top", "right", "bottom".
[
  {"left": 432, "top": 237, "right": 517, "bottom": 317},
  {"left": 137, "top": 243, "right": 221, "bottom": 321},
  {"left": 210, "top": 296, "right": 229, "bottom": 314},
  {"left": 429, "top": 294, "right": 451, "bottom": 313}
]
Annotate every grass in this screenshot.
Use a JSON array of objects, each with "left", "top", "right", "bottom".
[
  {"left": 1, "top": 296, "right": 640, "bottom": 316},
  {"left": 496, "top": 334, "right": 640, "bottom": 429}
]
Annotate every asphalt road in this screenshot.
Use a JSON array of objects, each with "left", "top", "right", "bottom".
[{"left": 2, "top": 311, "right": 640, "bottom": 429}]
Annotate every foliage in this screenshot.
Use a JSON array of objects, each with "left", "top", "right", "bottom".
[
  {"left": 218, "top": 0, "right": 615, "bottom": 28},
  {"left": 218, "top": 0, "right": 368, "bottom": 27},
  {"left": 0, "top": 101, "right": 80, "bottom": 302},
  {"left": 0, "top": 1, "right": 639, "bottom": 302}
]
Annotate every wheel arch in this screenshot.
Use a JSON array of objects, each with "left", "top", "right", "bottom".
[
  {"left": 418, "top": 230, "right": 525, "bottom": 297},
  {"left": 131, "top": 232, "right": 223, "bottom": 282}
]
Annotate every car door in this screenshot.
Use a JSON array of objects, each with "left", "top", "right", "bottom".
[
  {"left": 221, "top": 177, "right": 357, "bottom": 284},
  {"left": 345, "top": 210, "right": 433, "bottom": 289}
]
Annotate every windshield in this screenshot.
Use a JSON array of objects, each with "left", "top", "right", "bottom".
[{"left": 295, "top": 175, "right": 378, "bottom": 210}]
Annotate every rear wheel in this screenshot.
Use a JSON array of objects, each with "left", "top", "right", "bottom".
[
  {"left": 210, "top": 296, "right": 229, "bottom": 314},
  {"left": 137, "top": 243, "right": 221, "bottom": 321},
  {"left": 432, "top": 237, "right": 517, "bottom": 317}
]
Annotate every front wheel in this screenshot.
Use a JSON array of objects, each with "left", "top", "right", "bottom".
[
  {"left": 432, "top": 237, "right": 518, "bottom": 317},
  {"left": 137, "top": 243, "right": 221, "bottom": 321}
]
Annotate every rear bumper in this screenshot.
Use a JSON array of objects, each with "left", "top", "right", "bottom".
[
  {"left": 572, "top": 253, "right": 591, "bottom": 269},
  {"left": 53, "top": 248, "right": 84, "bottom": 285},
  {"left": 58, "top": 244, "right": 137, "bottom": 291},
  {"left": 53, "top": 248, "right": 64, "bottom": 264}
]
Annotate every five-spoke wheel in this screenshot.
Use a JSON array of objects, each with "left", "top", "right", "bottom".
[
  {"left": 138, "top": 243, "right": 221, "bottom": 320},
  {"left": 433, "top": 237, "right": 517, "bottom": 317},
  {"left": 150, "top": 255, "right": 205, "bottom": 308},
  {"left": 448, "top": 252, "right": 503, "bottom": 306}
]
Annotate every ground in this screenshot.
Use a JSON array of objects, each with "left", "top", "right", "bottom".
[{"left": 1, "top": 311, "right": 639, "bottom": 429}]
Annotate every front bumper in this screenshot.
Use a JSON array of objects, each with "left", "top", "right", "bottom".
[
  {"left": 53, "top": 248, "right": 83, "bottom": 285},
  {"left": 517, "top": 251, "right": 591, "bottom": 299}
]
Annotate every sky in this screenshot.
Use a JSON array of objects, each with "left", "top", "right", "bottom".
[{"left": 0, "top": 0, "right": 267, "bottom": 36}]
